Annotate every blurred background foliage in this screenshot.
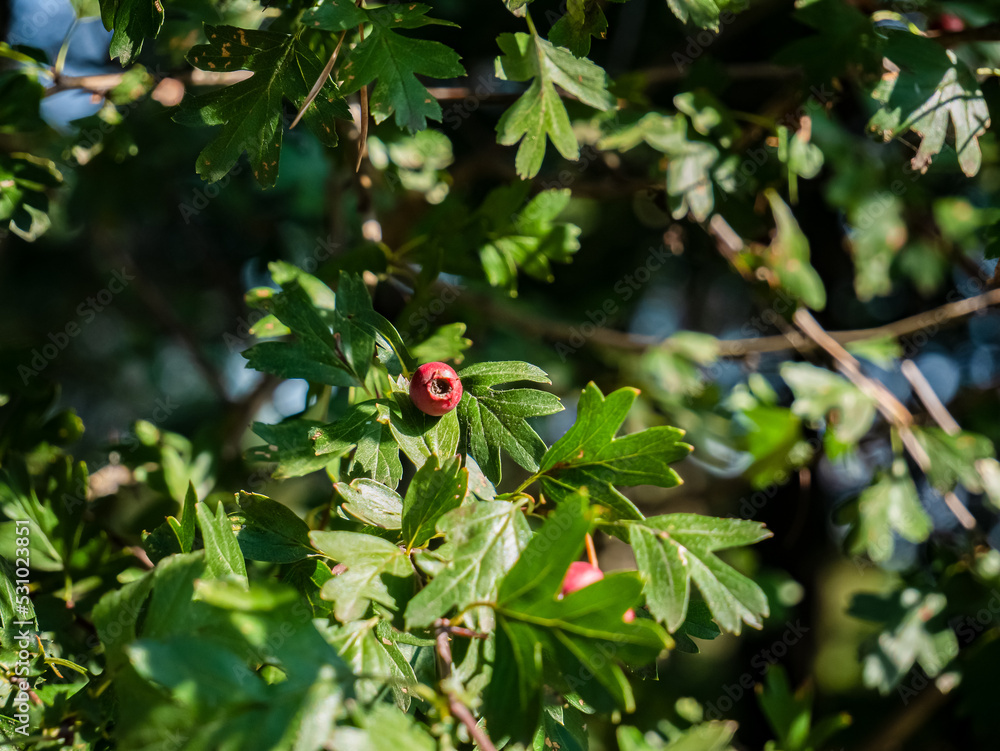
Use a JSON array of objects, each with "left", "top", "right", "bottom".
[{"left": 2, "top": 0, "right": 1000, "bottom": 749}]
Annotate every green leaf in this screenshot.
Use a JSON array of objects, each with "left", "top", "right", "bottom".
[
  {"left": 844, "top": 460, "right": 931, "bottom": 563},
  {"left": 311, "top": 531, "right": 413, "bottom": 621},
  {"left": 411, "top": 322, "right": 473, "bottom": 365},
  {"left": 0, "top": 464, "right": 67, "bottom": 572},
  {"left": 764, "top": 190, "right": 826, "bottom": 310},
  {"left": 269, "top": 260, "right": 338, "bottom": 309},
  {"left": 195, "top": 502, "right": 249, "bottom": 588},
  {"left": 230, "top": 491, "right": 312, "bottom": 563},
  {"left": 489, "top": 495, "right": 671, "bottom": 742},
  {"left": 330, "top": 271, "right": 378, "bottom": 383},
  {"left": 331, "top": 271, "right": 417, "bottom": 378},
  {"left": 324, "top": 619, "right": 417, "bottom": 708},
  {"left": 91, "top": 569, "right": 154, "bottom": 670},
  {"left": 757, "top": 664, "right": 811, "bottom": 751},
  {"left": 849, "top": 193, "right": 907, "bottom": 301},
  {"left": 456, "top": 361, "right": 564, "bottom": 484},
  {"left": 99, "top": 0, "right": 164, "bottom": 65},
  {"left": 248, "top": 419, "right": 339, "bottom": 478},
  {"left": 242, "top": 341, "right": 357, "bottom": 387},
  {"left": 539, "top": 383, "right": 691, "bottom": 520},
  {"left": 533, "top": 703, "right": 590, "bottom": 751},
  {"left": 674, "top": 90, "right": 740, "bottom": 148},
  {"left": 914, "top": 427, "right": 996, "bottom": 495},
  {"left": 406, "top": 500, "right": 531, "bottom": 629},
  {"left": 666, "top": 135, "right": 719, "bottom": 223},
  {"left": 285, "top": 558, "right": 337, "bottom": 618},
  {"left": 756, "top": 663, "right": 851, "bottom": 751},
  {"left": 849, "top": 588, "right": 958, "bottom": 694},
  {"left": 242, "top": 281, "right": 361, "bottom": 387},
  {"left": 549, "top": 0, "right": 608, "bottom": 58},
  {"left": 781, "top": 362, "right": 876, "bottom": 456},
  {"left": 870, "top": 31, "right": 990, "bottom": 177},
  {"left": 599, "top": 112, "right": 720, "bottom": 223},
  {"left": 628, "top": 513, "right": 771, "bottom": 634},
  {"left": 618, "top": 721, "right": 738, "bottom": 751},
  {"left": 733, "top": 399, "right": 811, "bottom": 489},
  {"left": 138, "top": 552, "right": 214, "bottom": 641},
  {"left": 127, "top": 635, "right": 266, "bottom": 703},
  {"left": 332, "top": 702, "right": 438, "bottom": 751},
  {"left": 312, "top": 401, "right": 403, "bottom": 489},
  {"left": 495, "top": 32, "right": 615, "bottom": 178},
  {"left": 401, "top": 453, "right": 468, "bottom": 550},
  {"left": 1, "top": 560, "right": 36, "bottom": 656},
  {"left": 599, "top": 111, "right": 684, "bottom": 153},
  {"left": 305, "top": 2, "right": 465, "bottom": 132},
  {"left": 665, "top": 0, "right": 748, "bottom": 31},
  {"left": 165, "top": 482, "right": 198, "bottom": 554},
  {"left": 846, "top": 336, "right": 903, "bottom": 369},
  {"left": 0, "top": 152, "right": 63, "bottom": 242},
  {"left": 473, "top": 184, "right": 582, "bottom": 292},
  {"left": 336, "top": 478, "right": 403, "bottom": 529},
  {"left": 671, "top": 600, "right": 722, "bottom": 654},
  {"left": 176, "top": 25, "right": 351, "bottom": 187}
]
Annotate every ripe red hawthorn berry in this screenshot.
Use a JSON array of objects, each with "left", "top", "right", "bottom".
[
  {"left": 410, "top": 362, "right": 463, "bottom": 416},
  {"left": 560, "top": 561, "right": 635, "bottom": 622}
]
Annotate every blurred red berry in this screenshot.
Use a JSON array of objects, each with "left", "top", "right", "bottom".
[
  {"left": 560, "top": 561, "right": 604, "bottom": 596},
  {"left": 934, "top": 13, "right": 965, "bottom": 33}
]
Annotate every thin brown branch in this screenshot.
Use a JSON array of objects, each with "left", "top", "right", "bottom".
[
  {"left": 45, "top": 69, "right": 252, "bottom": 98},
  {"left": 435, "top": 620, "right": 497, "bottom": 751},
  {"left": 355, "top": 3, "right": 369, "bottom": 172},
  {"left": 856, "top": 682, "right": 950, "bottom": 751},
  {"left": 425, "top": 86, "right": 519, "bottom": 103},
  {"left": 900, "top": 360, "right": 962, "bottom": 435},
  {"left": 793, "top": 309, "right": 976, "bottom": 530},
  {"left": 473, "top": 285, "right": 1000, "bottom": 361},
  {"left": 706, "top": 215, "right": 814, "bottom": 357},
  {"left": 290, "top": 31, "right": 347, "bottom": 130},
  {"left": 927, "top": 22, "right": 1000, "bottom": 47},
  {"left": 902, "top": 359, "right": 998, "bottom": 526},
  {"left": 45, "top": 73, "right": 128, "bottom": 97},
  {"left": 792, "top": 309, "right": 913, "bottom": 427}
]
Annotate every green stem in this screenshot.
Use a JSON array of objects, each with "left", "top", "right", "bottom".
[
  {"left": 54, "top": 19, "right": 77, "bottom": 77},
  {"left": 524, "top": 8, "right": 538, "bottom": 36},
  {"left": 511, "top": 470, "right": 544, "bottom": 496}
]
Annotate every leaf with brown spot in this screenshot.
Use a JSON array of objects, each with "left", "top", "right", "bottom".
[{"left": 174, "top": 25, "right": 352, "bottom": 187}]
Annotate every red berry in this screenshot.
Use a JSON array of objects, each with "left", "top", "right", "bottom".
[
  {"left": 934, "top": 13, "right": 965, "bottom": 33},
  {"left": 561, "top": 561, "right": 604, "bottom": 596},
  {"left": 623, "top": 608, "right": 636, "bottom": 623},
  {"left": 410, "top": 362, "right": 463, "bottom": 416}
]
